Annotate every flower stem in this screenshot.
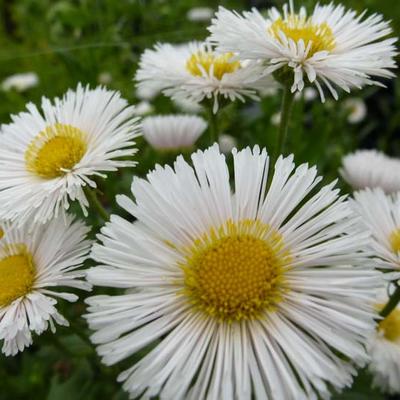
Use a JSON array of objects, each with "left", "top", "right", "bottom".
[
  {"left": 83, "top": 186, "right": 109, "bottom": 222},
  {"left": 273, "top": 84, "right": 295, "bottom": 163},
  {"left": 379, "top": 284, "right": 400, "bottom": 319},
  {"left": 207, "top": 106, "right": 219, "bottom": 144}
]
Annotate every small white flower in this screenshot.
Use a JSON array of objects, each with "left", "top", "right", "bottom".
[
  {"left": 218, "top": 134, "right": 237, "bottom": 154},
  {"left": 208, "top": 3, "right": 397, "bottom": 101},
  {"left": 0, "top": 84, "right": 140, "bottom": 224},
  {"left": 0, "top": 215, "right": 91, "bottom": 356},
  {"left": 135, "top": 41, "right": 276, "bottom": 113},
  {"left": 343, "top": 98, "right": 367, "bottom": 123},
  {"left": 351, "top": 188, "right": 400, "bottom": 275},
  {"left": 341, "top": 150, "right": 400, "bottom": 193},
  {"left": 368, "top": 283, "right": 400, "bottom": 394},
  {"left": 142, "top": 114, "right": 207, "bottom": 150},
  {"left": 172, "top": 97, "right": 203, "bottom": 113},
  {"left": 135, "top": 85, "right": 159, "bottom": 101},
  {"left": 271, "top": 111, "right": 281, "bottom": 126},
  {"left": 1, "top": 72, "right": 39, "bottom": 92},
  {"left": 187, "top": 7, "right": 214, "bottom": 22},
  {"left": 98, "top": 72, "right": 112, "bottom": 85},
  {"left": 132, "top": 101, "right": 154, "bottom": 116},
  {"left": 86, "top": 145, "right": 378, "bottom": 400}
]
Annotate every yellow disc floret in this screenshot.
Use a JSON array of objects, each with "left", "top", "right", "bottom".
[
  {"left": 390, "top": 228, "right": 400, "bottom": 254},
  {"left": 0, "top": 228, "right": 4, "bottom": 240},
  {"left": 379, "top": 308, "right": 400, "bottom": 342},
  {"left": 270, "top": 15, "right": 335, "bottom": 57},
  {"left": 180, "top": 219, "right": 291, "bottom": 322},
  {"left": 186, "top": 51, "right": 241, "bottom": 80},
  {"left": 25, "top": 123, "right": 87, "bottom": 179},
  {"left": 0, "top": 245, "right": 35, "bottom": 307}
]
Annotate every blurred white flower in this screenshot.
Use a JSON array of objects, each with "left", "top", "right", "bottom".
[
  {"left": 142, "top": 114, "right": 207, "bottom": 150},
  {"left": 271, "top": 112, "right": 281, "bottom": 126},
  {"left": 133, "top": 101, "right": 154, "bottom": 116},
  {"left": 1, "top": 72, "right": 39, "bottom": 92},
  {"left": 340, "top": 150, "right": 400, "bottom": 193},
  {"left": 98, "top": 72, "right": 112, "bottom": 85},
  {"left": 173, "top": 97, "right": 203, "bottom": 113},
  {"left": 135, "top": 85, "right": 159, "bottom": 101},
  {"left": 187, "top": 7, "right": 213, "bottom": 22},
  {"left": 343, "top": 98, "right": 367, "bottom": 124},
  {"left": 209, "top": 3, "right": 397, "bottom": 101},
  {"left": 0, "top": 215, "right": 91, "bottom": 356},
  {"left": 218, "top": 134, "right": 237, "bottom": 154},
  {"left": 136, "top": 41, "right": 276, "bottom": 113}
]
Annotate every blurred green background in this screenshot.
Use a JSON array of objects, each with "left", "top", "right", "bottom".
[{"left": 0, "top": 0, "right": 398, "bottom": 399}]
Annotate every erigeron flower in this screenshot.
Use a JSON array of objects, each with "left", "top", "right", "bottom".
[
  {"left": 352, "top": 188, "right": 400, "bottom": 276},
  {"left": 132, "top": 101, "right": 154, "bottom": 116},
  {"left": 0, "top": 215, "right": 91, "bottom": 356},
  {"left": 0, "top": 84, "right": 140, "bottom": 224},
  {"left": 343, "top": 98, "right": 367, "bottom": 124},
  {"left": 218, "top": 133, "right": 237, "bottom": 154},
  {"left": 86, "top": 145, "right": 378, "bottom": 400},
  {"left": 341, "top": 150, "right": 400, "bottom": 193},
  {"left": 368, "top": 283, "right": 400, "bottom": 394},
  {"left": 208, "top": 3, "right": 397, "bottom": 101},
  {"left": 186, "top": 7, "right": 214, "bottom": 22},
  {"left": 135, "top": 41, "right": 275, "bottom": 113},
  {"left": 1, "top": 72, "right": 39, "bottom": 92},
  {"left": 142, "top": 115, "right": 207, "bottom": 150}
]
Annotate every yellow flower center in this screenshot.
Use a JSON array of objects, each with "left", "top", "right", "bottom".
[
  {"left": 390, "top": 228, "right": 400, "bottom": 253},
  {"left": 0, "top": 245, "right": 35, "bottom": 307},
  {"left": 379, "top": 308, "right": 400, "bottom": 342},
  {"left": 186, "top": 51, "right": 241, "bottom": 80},
  {"left": 270, "top": 15, "right": 335, "bottom": 57},
  {"left": 0, "top": 228, "right": 4, "bottom": 240},
  {"left": 180, "top": 219, "right": 291, "bottom": 321},
  {"left": 25, "top": 123, "right": 87, "bottom": 179}
]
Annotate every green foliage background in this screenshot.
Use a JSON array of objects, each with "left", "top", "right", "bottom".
[{"left": 0, "top": 0, "right": 399, "bottom": 399}]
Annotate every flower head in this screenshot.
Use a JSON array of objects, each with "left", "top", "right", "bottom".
[
  {"left": 208, "top": 3, "right": 397, "bottom": 101},
  {"left": 1, "top": 72, "right": 39, "bottom": 92},
  {"left": 86, "top": 145, "right": 378, "bottom": 399},
  {"left": 142, "top": 114, "right": 207, "bottom": 150},
  {"left": 0, "top": 215, "right": 91, "bottom": 356},
  {"left": 341, "top": 150, "right": 400, "bottom": 193},
  {"left": 135, "top": 42, "right": 275, "bottom": 113},
  {"left": 0, "top": 84, "right": 140, "bottom": 224}
]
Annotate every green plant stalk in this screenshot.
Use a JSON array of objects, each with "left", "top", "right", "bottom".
[
  {"left": 273, "top": 84, "right": 295, "bottom": 163},
  {"left": 83, "top": 186, "right": 109, "bottom": 222},
  {"left": 379, "top": 284, "right": 400, "bottom": 319},
  {"left": 208, "top": 106, "right": 219, "bottom": 144}
]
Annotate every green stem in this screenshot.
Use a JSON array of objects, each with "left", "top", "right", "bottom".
[
  {"left": 379, "top": 284, "right": 400, "bottom": 319},
  {"left": 273, "top": 84, "right": 295, "bottom": 163},
  {"left": 208, "top": 106, "right": 219, "bottom": 144},
  {"left": 83, "top": 186, "right": 109, "bottom": 222}
]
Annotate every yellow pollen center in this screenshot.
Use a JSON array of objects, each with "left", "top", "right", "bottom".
[
  {"left": 379, "top": 308, "right": 400, "bottom": 342},
  {"left": 180, "top": 220, "right": 291, "bottom": 321},
  {"left": 186, "top": 51, "right": 241, "bottom": 80},
  {"left": 0, "top": 245, "right": 35, "bottom": 307},
  {"left": 0, "top": 228, "right": 4, "bottom": 240},
  {"left": 389, "top": 229, "right": 400, "bottom": 254},
  {"left": 25, "top": 123, "right": 87, "bottom": 179},
  {"left": 270, "top": 15, "right": 335, "bottom": 57}
]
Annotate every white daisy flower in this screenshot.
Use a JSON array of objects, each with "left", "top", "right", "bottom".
[
  {"left": 208, "top": 2, "right": 397, "bottom": 101},
  {"left": 341, "top": 150, "right": 400, "bottom": 193},
  {"left": 0, "top": 215, "right": 91, "bottom": 356},
  {"left": 132, "top": 101, "right": 154, "bottom": 116},
  {"left": 271, "top": 111, "right": 281, "bottom": 126},
  {"left": 351, "top": 188, "right": 400, "bottom": 275},
  {"left": 172, "top": 97, "right": 203, "bottom": 114},
  {"left": 0, "top": 84, "right": 141, "bottom": 224},
  {"left": 135, "top": 41, "right": 275, "bottom": 113},
  {"left": 1, "top": 72, "right": 39, "bottom": 92},
  {"left": 142, "top": 114, "right": 207, "bottom": 151},
  {"left": 343, "top": 98, "right": 367, "bottom": 124},
  {"left": 86, "top": 145, "right": 378, "bottom": 400},
  {"left": 218, "top": 133, "right": 237, "bottom": 154},
  {"left": 368, "top": 283, "right": 400, "bottom": 394},
  {"left": 186, "top": 7, "right": 214, "bottom": 22}
]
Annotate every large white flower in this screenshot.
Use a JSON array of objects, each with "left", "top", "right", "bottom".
[
  {"left": 0, "top": 215, "right": 91, "bottom": 356},
  {"left": 135, "top": 41, "right": 275, "bottom": 113},
  {"left": 208, "top": 3, "right": 397, "bottom": 101},
  {"left": 341, "top": 150, "right": 400, "bottom": 193},
  {"left": 142, "top": 114, "right": 207, "bottom": 150},
  {"left": 86, "top": 145, "right": 378, "bottom": 400},
  {"left": 0, "top": 84, "right": 140, "bottom": 224},
  {"left": 351, "top": 188, "right": 400, "bottom": 275},
  {"left": 368, "top": 283, "right": 400, "bottom": 394}
]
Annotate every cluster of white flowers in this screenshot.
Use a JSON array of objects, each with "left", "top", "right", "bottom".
[{"left": 0, "top": 1, "right": 399, "bottom": 399}]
